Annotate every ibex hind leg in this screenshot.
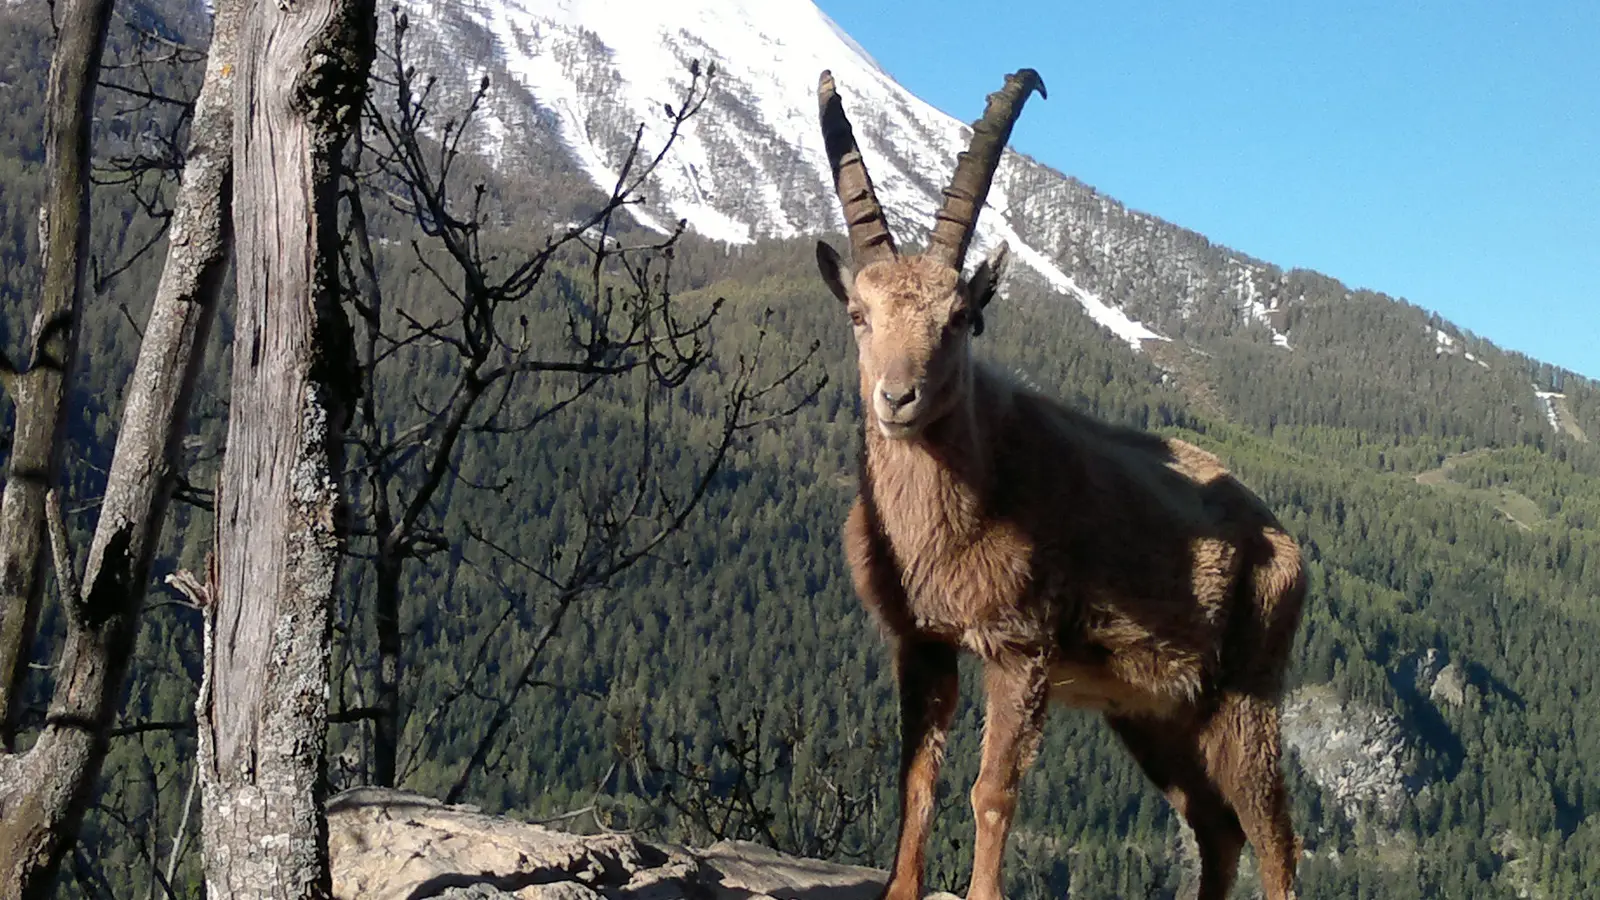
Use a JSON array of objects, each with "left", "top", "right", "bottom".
[
  {"left": 1109, "top": 716, "right": 1246, "bottom": 900},
  {"left": 1200, "top": 693, "right": 1299, "bottom": 900}
]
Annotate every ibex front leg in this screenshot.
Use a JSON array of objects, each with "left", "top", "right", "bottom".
[
  {"left": 883, "top": 639, "right": 960, "bottom": 900},
  {"left": 967, "top": 655, "right": 1048, "bottom": 900}
]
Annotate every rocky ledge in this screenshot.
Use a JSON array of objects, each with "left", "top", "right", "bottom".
[{"left": 329, "top": 788, "right": 891, "bottom": 900}]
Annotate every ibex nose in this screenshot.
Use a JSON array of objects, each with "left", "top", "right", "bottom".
[{"left": 879, "top": 383, "right": 920, "bottom": 412}]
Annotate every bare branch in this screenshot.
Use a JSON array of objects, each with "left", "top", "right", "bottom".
[
  {"left": 339, "top": 8, "right": 825, "bottom": 804},
  {"left": 164, "top": 563, "right": 213, "bottom": 610},
  {"left": 160, "top": 763, "right": 199, "bottom": 896},
  {"left": 108, "top": 720, "right": 195, "bottom": 739},
  {"left": 329, "top": 706, "right": 385, "bottom": 725},
  {"left": 45, "top": 490, "right": 81, "bottom": 616}
]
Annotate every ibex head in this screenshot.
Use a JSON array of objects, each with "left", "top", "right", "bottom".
[{"left": 815, "top": 69, "right": 1045, "bottom": 439}]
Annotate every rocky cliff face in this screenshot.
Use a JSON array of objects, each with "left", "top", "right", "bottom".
[{"left": 1281, "top": 686, "right": 1421, "bottom": 828}]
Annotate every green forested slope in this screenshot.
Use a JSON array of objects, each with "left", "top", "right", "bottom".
[{"left": 373, "top": 246, "right": 1600, "bottom": 900}]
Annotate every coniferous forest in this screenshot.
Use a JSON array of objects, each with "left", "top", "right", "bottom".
[{"left": 2, "top": 2, "right": 1599, "bottom": 898}]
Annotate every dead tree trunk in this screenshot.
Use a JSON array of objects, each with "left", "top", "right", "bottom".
[
  {"left": 196, "top": 0, "right": 374, "bottom": 895},
  {"left": 0, "top": 0, "right": 115, "bottom": 753},
  {"left": 0, "top": 1, "right": 240, "bottom": 895}
]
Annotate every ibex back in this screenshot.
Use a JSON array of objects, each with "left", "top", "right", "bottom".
[{"left": 812, "top": 69, "right": 1306, "bottom": 900}]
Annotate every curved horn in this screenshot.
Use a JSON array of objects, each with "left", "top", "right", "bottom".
[
  {"left": 927, "top": 69, "right": 1047, "bottom": 269},
  {"left": 818, "top": 70, "right": 897, "bottom": 265}
]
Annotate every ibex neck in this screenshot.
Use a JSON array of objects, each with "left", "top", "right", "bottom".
[{"left": 862, "top": 378, "right": 996, "bottom": 543}]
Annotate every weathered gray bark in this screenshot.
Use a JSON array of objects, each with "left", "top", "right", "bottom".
[
  {"left": 0, "top": 0, "right": 114, "bottom": 753},
  {"left": 197, "top": 0, "right": 374, "bottom": 894},
  {"left": 0, "top": 0, "right": 241, "bottom": 895}
]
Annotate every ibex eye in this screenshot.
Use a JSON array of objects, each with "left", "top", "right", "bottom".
[{"left": 849, "top": 309, "right": 868, "bottom": 328}]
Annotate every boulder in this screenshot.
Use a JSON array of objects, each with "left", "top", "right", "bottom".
[{"left": 328, "top": 788, "right": 888, "bottom": 900}]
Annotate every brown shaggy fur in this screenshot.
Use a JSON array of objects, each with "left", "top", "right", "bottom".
[{"left": 816, "top": 250, "right": 1307, "bottom": 900}]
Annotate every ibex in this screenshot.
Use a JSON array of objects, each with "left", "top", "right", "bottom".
[{"left": 813, "top": 69, "right": 1306, "bottom": 900}]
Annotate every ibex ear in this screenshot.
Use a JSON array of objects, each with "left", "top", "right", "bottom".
[
  {"left": 967, "top": 243, "right": 1009, "bottom": 336},
  {"left": 816, "top": 241, "right": 853, "bottom": 305}
]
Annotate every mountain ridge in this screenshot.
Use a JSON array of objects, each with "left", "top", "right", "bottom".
[{"left": 396, "top": 0, "right": 1594, "bottom": 438}]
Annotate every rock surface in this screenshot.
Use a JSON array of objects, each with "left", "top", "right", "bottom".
[
  {"left": 1281, "top": 687, "right": 1418, "bottom": 826},
  {"left": 1429, "top": 662, "right": 1469, "bottom": 708},
  {"left": 329, "top": 788, "right": 888, "bottom": 900},
  {"left": 1411, "top": 648, "right": 1470, "bottom": 709}
]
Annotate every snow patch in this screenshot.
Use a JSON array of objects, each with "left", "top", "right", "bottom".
[
  {"left": 671, "top": 201, "right": 752, "bottom": 243},
  {"left": 1229, "top": 261, "right": 1291, "bottom": 349},
  {"left": 1435, "top": 328, "right": 1490, "bottom": 368},
  {"left": 1534, "top": 386, "right": 1565, "bottom": 434},
  {"left": 473, "top": 77, "right": 513, "bottom": 165},
  {"left": 991, "top": 220, "right": 1164, "bottom": 348}
]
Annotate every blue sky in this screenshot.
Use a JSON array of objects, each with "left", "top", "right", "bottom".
[{"left": 815, "top": 0, "right": 1598, "bottom": 379}]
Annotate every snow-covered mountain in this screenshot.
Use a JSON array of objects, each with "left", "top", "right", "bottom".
[
  {"left": 400, "top": 0, "right": 1188, "bottom": 347},
  {"left": 388, "top": 0, "right": 1581, "bottom": 440}
]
